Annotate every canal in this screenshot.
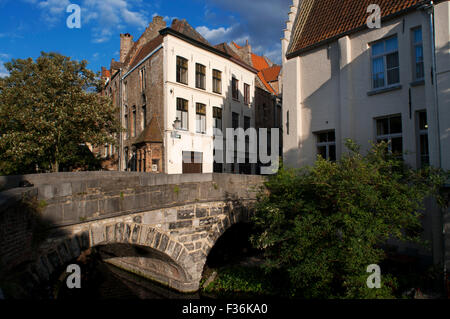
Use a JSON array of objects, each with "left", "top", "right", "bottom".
[{"left": 54, "top": 223, "right": 259, "bottom": 299}]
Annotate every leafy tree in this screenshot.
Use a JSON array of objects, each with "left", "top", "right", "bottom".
[
  {"left": 251, "top": 140, "right": 448, "bottom": 299},
  {"left": 0, "top": 52, "right": 121, "bottom": 174}
]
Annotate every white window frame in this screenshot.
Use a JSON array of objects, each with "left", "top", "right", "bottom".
[
  {"left": 375, "top": 115, "right": 403, "bottom": 154},
  {"left": 412, "top": 27, "right": 424, "bottom": 81},
  {"left": 370, "top": 36, "right": 400, "bottom": 90},
  {"left": 176, "top": 98, "right": 189, "bottom": 131},
  {"left": 315, "top": 131, "right": 336, "bottom": 161}
]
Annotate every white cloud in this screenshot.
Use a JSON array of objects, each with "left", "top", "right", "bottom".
[
  {"left": 37, "top": 0, "right": 71, "bottom": 25},
  {"left": 22, "top": 0, "right": 150, "bottom": 43},
  {"left": 196, "top": 24, "right": 250, "bottom": 46},
  {"left": 203, "top": 0, "right": 292, "bottom": 64},
  {"left": 0, "top": 53, "right": 10, "bottom": 78}
]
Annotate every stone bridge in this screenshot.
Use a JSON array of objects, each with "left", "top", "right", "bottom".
[{"left": 0, "top": 172, "right": 265, "bottom": 295}]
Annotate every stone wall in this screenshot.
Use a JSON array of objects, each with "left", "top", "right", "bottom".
[{"left": 0, "top": 172, "right": 265, "bottom": 294}]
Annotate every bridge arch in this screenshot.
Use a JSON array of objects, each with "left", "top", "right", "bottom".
[{"left": 0, "top": 172, "right": 264, "bottom": 295}]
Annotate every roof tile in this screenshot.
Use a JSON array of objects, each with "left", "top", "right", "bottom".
[{"left": 288, "top": 0, "right": 432, "bottom": 57}]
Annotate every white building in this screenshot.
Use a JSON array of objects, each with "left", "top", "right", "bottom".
[
  {"left": 103, "top": 17, "right": 258, "bottom": 175},
  {"left": 282, "top": 0, "right": 449, "bottom": 264}
]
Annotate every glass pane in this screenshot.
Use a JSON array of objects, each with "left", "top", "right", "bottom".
[
  {"left": 385, "top": 37, "right": 398, "bottom": 52},
  {"left": 328, "top": 131, "right": 336, "bottom": 142},
  {"left": 391, "top": 137, "right": 403, "bottom": 155},
  {"left": 386, "top": 52, "right": 399, "bottom": 69},
  {"left": 372, "top": 41, "right": 384, "bottom": 56},
  {"left": 414, "top": 28, "right": 422, "bottom": 43},
  {"left": 182, "top": 112, "right": 188, "bottom": 129},
  {"left": 372, "top": 57, "right": 385, "bottom": 88},
  {"left": 415, "top": 45, "right": 423, "bottom": 62},
  {"left": 377, "top": 118, "right": 389, "bottom": 136},
  {"left": 387, "top": 68, "right": 400, "bottom": 85},
  {"left": 416, "top": 62, "right": 424, "bottom": 80},
  {"left": 373, "top": 73, "right": 385, "bottom": 88},
  {"left": 389, "top": 116, "right": 402, "bottom": 134},
  {"left": 329, "top": 145, "right": 336, "bottom": 161},
  {"left": 318, "top": 133, "right": 328, "bottom": 143},
  {"left": 420, "top": 134, "right": 429, "bottom": 156},
  {"left": 317, "top": 146, "right": 327, "bottom": 159},
  {"left": 196, "top": 114, "right": 201, "bottom": 132},
  {"left": 373, "top": 57, "right": 384, "bottom": 73},
  {"left": 419, "top": 112, "right": 428, "bottom": 130}
]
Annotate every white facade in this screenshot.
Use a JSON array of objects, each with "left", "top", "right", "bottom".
[
  {"left": 283, "top": 2, "right": 450, "bottom": 172},
  {"left": 163, "top": 34, "right": 256, "bottom": 174},
  {"left": 281, "top": 1, "right": 450, "bottom": 264}
]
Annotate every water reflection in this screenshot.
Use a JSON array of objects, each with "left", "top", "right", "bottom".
[{"left": 57, "top": 256, "right": 200, "bottom": 300}]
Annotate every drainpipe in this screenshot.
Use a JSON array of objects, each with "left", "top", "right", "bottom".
[
  {"left": 422, "top": 0, "right": 442, "bottom": 168},
  {"left": 119, "top": 68, "right": 123, "bottom": 171},
  {"left": 421, "top": 0, "right": 445, "bottom": 288}
]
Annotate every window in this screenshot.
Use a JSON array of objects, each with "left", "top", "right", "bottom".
[
  {"left": 123, "top": 81, "right": 128, "bottom": 103},
  {"left": 244, "top": 116, "right": 251, "bottom": 172},
  {"left": 286, "top": 111, "right": 289, "bottom": 135},
  {"left": 139, "top": 67, "right": 146, "bottom": 92},
  {"left": 376, "top": 115, "right": 403, "bottom": 156},
  {"left": 316, "top": 131, "right": 336, "bottom": 161},
  {"left": 176, "top": 98, "right": 188, "bottom": 130},
  {"left": 417, "top": 111, "right": 429, "bottom": 167},
  {"left": 213, "top": 107, "right": 222, "bottom": 132},
  {"left": 124, "top": 106, "right": 129, "bottom": 140},
  {"left": 141, "top": 105, "right": 147, "bottom": 129},
  {"left": 176, "top": 56, "right": 188, "bottom": 84},
  {"left": 132, "top": 106, "right": 136, "bottom": 137},
  {"left": 244, "top": 116, "right": 251, "bottom": 130},
  {"left": 371, "top": 36, "right": 400, "bottom": 89},
  {"left": 124, "top": 147, "right": 129, "bottom": 171},
  {"left": 152, "top": 159, "right": 159, "bottom": 172},
  {"left": 232, "top": 112, "right": 239, "bottom": 129},
  {"left": 182, "top": 151, "right": 203, "bottom": 174},
  {"left": 213, "top": 70, "right": 222, "bottom": 94},
  {"left": 196, "top": 64, "right": 206, "bottom": 90},
  {"left": 412, "top": 27, "right": 424, "bottom": 81},
  {"left": 196, "top": 103, "right": 206, "bottom": 134},
  {"left": 232, "top": 77, "right": 239, "bottom": 100},
  {"left": 244, "top": 83, "right": 250, "bottom": 104}
]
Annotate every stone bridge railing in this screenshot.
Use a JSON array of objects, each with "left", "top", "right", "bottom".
[{"left": 0, "top": 172, "right": 265, "bottom": 296}]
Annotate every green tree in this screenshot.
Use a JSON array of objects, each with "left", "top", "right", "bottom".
[
  {"left": 251, "top": 140, "right": 447, "bottom": 299},
  {"left": 0, "top": 52, "right": 121, "bottom": 174}
]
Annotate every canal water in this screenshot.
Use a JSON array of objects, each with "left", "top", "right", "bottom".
[
  {"left": 56, "top": 254, "right": 202, "bottom": 299},
  {"left": 55, "top": 223, "right": 257, "bottom": 299}
]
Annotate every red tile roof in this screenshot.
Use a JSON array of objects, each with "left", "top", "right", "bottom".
[
  {"left": 261, "top": 65, "right": 281, "bottom": 83},
  {"left": 287, "top": 0, "right": 435, "bottom": 58},
  {"left": 129, "top": 35, "right": 164, "bottom": 69},
  {"left": 257, "top": 71, "right": 276, "bottom": 94},
  {"left": 251, "top": 53, "right": 270, "bottom": 71}
]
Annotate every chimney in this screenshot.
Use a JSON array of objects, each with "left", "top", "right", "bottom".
[{"left": 120, "top": 33, "right": 134, "bottom": 63}]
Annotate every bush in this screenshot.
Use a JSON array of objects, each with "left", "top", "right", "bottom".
[{"left": 251, "top": 140, "right": 447, "bottom": 299}]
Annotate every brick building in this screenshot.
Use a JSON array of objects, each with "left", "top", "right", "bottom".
[{"left": 101, "top": 16, "right": 260, "bottom": 174}]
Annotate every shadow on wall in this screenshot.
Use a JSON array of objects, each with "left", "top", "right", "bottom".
[
  {"left": 282, "top": 25, "right": 450, "bottom": 169},
  {"left": 0, "top": 186, "right": 73, "bottom": 298}
]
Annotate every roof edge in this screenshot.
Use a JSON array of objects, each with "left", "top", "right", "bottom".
[
  {"left": 160, "top": 28, "right": 258, "bottom": 74},
  {"left": 286, "top": 2, "right": 427, "bottom": 60}
]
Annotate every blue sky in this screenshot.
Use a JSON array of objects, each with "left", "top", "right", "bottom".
[{"left": 0, "top": 0, "right": 292, "bottom": 77}]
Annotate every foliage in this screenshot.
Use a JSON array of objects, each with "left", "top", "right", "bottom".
[
  {"left": 203, "top": 266, "right": 284, "bottom": 298},
  {"left": 0, "top": 52, "right": 121, "bottom": 175},
  {"left": 251, "top": 140, "right": 448, "bottom": 299}
]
